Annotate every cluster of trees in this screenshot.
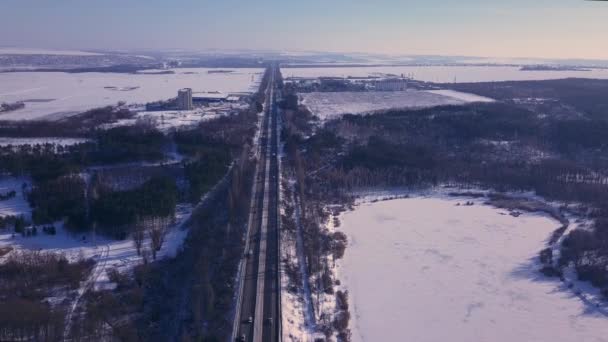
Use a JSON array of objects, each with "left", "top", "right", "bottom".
[
  {"left": 0, "top": 215, "right": 18, "bottom": 229},
  {"left": 0, "top": 125, "right": 168, "bottom": 182},
  {"left": 559, "top": 218, "right": 608, "bottom": 295},
  {"left": 67, "top": 264, "right": 149, "bottom": 341},
  {"left": 92, "top": 176, "right": 177, "bottom": 238},
  {"left": 175, "top": 104, "right": 259, "bottom": 203},
  {"left": 28, "top": 175, "right": 86, "bottom": 228},
  {"left": 0, "top": 122, "right": 174, "bottom": 236},
  {"left": 92, "top": 125, "right": 167, "bottom": 164},
  {"left": 0, "top": 189, "right": 16, "bottom": 200},
  {"left": 25, "top": 170, "right": 177, "bottom": 238},
  {"left": 132, "top": 215, "right": 172, "bottom": 260},
  {"left": 333, "top": 290, "right": 351, "bottom": 341},
  {"left": 0, "top": 101, "right": 25, "bottom": 113},
  {"left": 0, "top": 145, "right": 88, "bottom": 182},
  {"left": 0, "top": 251, "right": 93, "bottom": 341},
  {"left": 183, "top": 149, "right": 231, "bottom": 202}
]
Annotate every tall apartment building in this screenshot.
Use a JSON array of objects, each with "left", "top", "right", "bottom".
[{"left": 177, "top": 88, "right": 193, "bottom": 110}]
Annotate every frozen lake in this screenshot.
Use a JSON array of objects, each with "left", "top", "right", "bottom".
[
  {"left": 0, "top": 68, "right": 262, "bottom": 121},
  {"left": 338, "top": 196, "right": 608, "bottom": 342},
  {"left": 282, "top": 65, "right": 608, "bottom": 83}
]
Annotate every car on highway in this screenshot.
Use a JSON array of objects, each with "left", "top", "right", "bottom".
[
  {"left": 265, "top": 317, "right": 273, "bottom": 325},
  {"left": 237, "top": 334, "right": 246, "bottom": 342},
  {"left": 245, "top": 316, "right": 253, "bottom": 324}
]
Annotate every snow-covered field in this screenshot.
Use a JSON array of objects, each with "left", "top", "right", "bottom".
[
  {"left": 425, "top": 89, "right": 495, "bottom": 103},
  {"left": 338, "top": 196, "right": 608, "bottom": 342},
  {"left": 0, "top": 68, "right": 262, "bottom": 120},
  {"left": 282, "top": 66, "right": 608, "bottom": 83},
  {"left": 0, "top": 177, "right": 30, "bottom": 218},
  {"left": 0, "top": 137, "right": 90, "bottom": 147},
  {"left": 301, "top": 90, "right": 492, "bottom": 121}
]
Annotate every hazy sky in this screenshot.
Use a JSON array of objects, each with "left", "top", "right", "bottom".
[{"left": 1, "top": 0, "right": 607, "bottom": 59}]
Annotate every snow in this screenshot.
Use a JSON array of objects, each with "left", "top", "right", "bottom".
[
  {"left": 281, "top": 183, "right": 316, "bottom": 342},
  {"left": 301, "top": 90, "right": 483, "bottom": 121},
  {"left": 0, "top": 203, "right": 193, "bottom": 289},
  {"left": 0, "top": 68, "right": 262, "bottom": 121},
  {"left": 282, "top": 66, "right": 608, "bottom": 83},
  {"left": 337, "top": 196, "right": 608, "bottom": 342},
  {"left": 0, "top": 177, "right": 31, "bottom": 218},
  {"left": 0, "top": 47, "right": 102, "bottom": 56},
  {"left": 0, "top": 137, "right": 90, "bottom": 147},
  {"left": 425, "top": 89, "right": 495, "bottom": 103},
  {"left": 103, "top": 101, "right": 250, "bottom": 132}
]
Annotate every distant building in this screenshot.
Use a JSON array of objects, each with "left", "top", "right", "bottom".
[
  {"left": 192, "top": 92, "right": 229, "bottom": 103},
  {"left": 375, "top": 78, "right": 409, "bottom": 91},
  {"left": 177, "top": 88, "right": 193, "bottom": 110}
]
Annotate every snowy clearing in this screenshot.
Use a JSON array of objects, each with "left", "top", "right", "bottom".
[
  {"left": 0, "top": 177, "right": 31, "bottom": 218},
  {"left": 104, "top": 101, "right": 250, "bottom": 132},
  {"left": 282, "top": 66, "right": 608, "bottom": 83},
  {"left": 337, "top": 196, "right": 608, "bottom": 342},
  {"left": 301, "top": 90, "right": 489, "bottom": 121},
  {"left": 0, "top": 203, "right": 192, "bottom": 289},
  {"left": 425, "top": 89, "right": 494, "bottom": 103},
  {"left": 0, "top": 68, "right": 262, "bottom": 121},
  {"left": 0, "top": 137, "right": 90, "bottom": 147}
]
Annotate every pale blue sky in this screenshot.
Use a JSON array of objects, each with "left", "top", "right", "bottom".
[{"left": 1, "top": 0, "right": 607, "bottom": 59}]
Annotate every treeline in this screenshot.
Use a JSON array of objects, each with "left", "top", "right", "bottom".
[
  {"left": 0, "top": 125, "right": 169, "bottom": 182},
  {"left": 0, "top": 105, "right": 134, "bottom": 137},
  {"left": 450, "top": 78, "right": 608, "bottom": 120},
  {"left": 281, "top": 85, "right": 352, "bottom": 341}
]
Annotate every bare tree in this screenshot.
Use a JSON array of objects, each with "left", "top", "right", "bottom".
[
  {"left": 147, "top": 216, "right": 170, "bottom": 260},
  {"left": 132, "top": 218, "right": 145, "bottom": 256}
]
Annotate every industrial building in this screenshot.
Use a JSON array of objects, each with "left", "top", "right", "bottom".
[
  {"left": 374, "top": 77, "right": 409, "bottom": 91},
  {"left": 193, "top": 92, "right": 241, "bottom": 103},
  {"left": 177, "top": 88, "right": 193, "bottom": 110}
]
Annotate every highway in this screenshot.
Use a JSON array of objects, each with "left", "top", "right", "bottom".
[{"left": 232, "top": 65, "right": 282, "bottom": 342}]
